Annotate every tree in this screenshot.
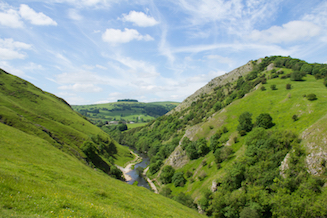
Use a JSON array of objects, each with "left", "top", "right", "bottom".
[
  {"left": 118, "top": 123, "right": 128, "bottom": 131},
  {"left": 255, "top": 113, "right": 274, "bottom": 129},
  {"left": 237, "top": 112, "right": 253, "bottom": 133},
  {"left": 172, "top": 172, "right": 186, "bottom": 187},
  {"left": 160, "top": 165, "right": 175, "bottom": 184},
  {"left": 286, "top": 84, "right": 291, "bottom": 90},
  {"left": 159, "top": 186, "right": 172, "bottom": 197},
  {"left": 290, "top": 71, "right": 303, "bottom": 81}
]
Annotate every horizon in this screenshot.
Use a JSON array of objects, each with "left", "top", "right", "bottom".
[{"left": 1, "top": 0, "right": 326, "bottom": 105}]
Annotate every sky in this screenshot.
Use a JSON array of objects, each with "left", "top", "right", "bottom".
[{"left": 1, "top": 0, "right": 327, "bottom": 105}]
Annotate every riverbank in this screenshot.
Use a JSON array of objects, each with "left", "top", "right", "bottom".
[
  {"left": 116, "top": 150, "right": 142, "bottom": 182},
  {"left": 143, "top": 166, "right": 159, "bottom": 194}
]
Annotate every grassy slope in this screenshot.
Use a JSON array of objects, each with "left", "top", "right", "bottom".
[
  {"left": 72, "top": 101, "right": 179, "bottom": 123},
  {"left": 0, "top": 69, "right": 133, "bottom": 166},
  {"left": 164, "top": 71, "right": 327, "bottom": 198},
  {"left": 0, "top": 123, "right": 204, "bottom": 218}
]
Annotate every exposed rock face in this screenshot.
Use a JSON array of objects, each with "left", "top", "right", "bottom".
[
  {"left": 165, "top": 145, "right": 189, "bottom": 168},
  {"left": 301, "top": 114, "right": 327, "bottom": 175},
  {"left": 167, "top": 61, "right": 253, "bottom": 115},
  {"left": 267, "top": 63, "right": 275, "bottom": 71},
  {"left": 280, "top": 153, "right": 290, "bottom": 178}
]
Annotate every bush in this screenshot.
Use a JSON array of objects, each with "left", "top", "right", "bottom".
[
  {"left": 237, "top": 112, "right": 253, "bottom": 133},
  {"left": 260, "top": 86, "right": 266, "bottom": 91},
  {"left": 173, "top": 192, "right": 196, "bottom": 209},
  {"left": 286, "top": 84, "right": 291, "bottom": 90},
  {"left": 270, "top": 84, "right": 277, "bottom": 90},
  {"left": 290, "top": 71, "right": 303, "bottom": 81},
  {"left": 292, "top": 115, "right": 298, "bottom": 121},
  {"left": 172, "top": 172, "right": 186, "bottom": 187},
  {"left": 185, "top": 171, "right": 193, "bottom": 178},
  {"left": 198, "top": 172, "right": 207, "bottom": 181},
  {"left": 255, "top": 113, "right": 274, "bottom": 129},
  {"left": 160, "top": 165, "right": 175, "bottom": 184},
  {"left": 159, "top": 186, "right": 172, "bottom": 198},
  {"left": 239, "top": 130, "right": 247, "bottom": 136},
  {"left": 307, "top": 93, "right": 317, "bottom": 101}
]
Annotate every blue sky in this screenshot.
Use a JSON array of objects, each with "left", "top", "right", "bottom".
[{"left": 1, "top": 0, "right": 327, "bottom": 105}]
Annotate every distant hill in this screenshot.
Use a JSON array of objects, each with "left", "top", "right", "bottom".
[
  {"left": 0, "top": 69, "right": 204, "bottom": 218},
  {"left": 122, "top": 56, "right": 327, "bottom": 216},
  {"left": 72, "top": 101, "right": 180, "bottom": 126}
]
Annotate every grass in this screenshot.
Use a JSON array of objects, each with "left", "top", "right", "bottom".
[
  {"left": 72, "top": 101, "right": 179, "bottom": 124},
  {"left": 166, "top": 72, "right": 327, "bottom": 199},
  {"left": 127, "top": 122, "right": 148, "bottom": 129},
  {"left": 0, "top": 123, "right": 204, "bottom": 218},
  {"left": 0, "top": 69, "right": 203, "bottom": 217}
]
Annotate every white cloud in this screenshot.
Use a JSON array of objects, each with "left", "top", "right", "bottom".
[
  {"left": 113, "top": 56, "right": 159, "bottom": 78},
  {"left": 249, "top": 20, "right": 321, "bottom": 44},
  {"left": 19, "top": 4, "right": 57, "bottom": 26},
  {"left": 96, "top": 64, "right": 107, "bottom": 70},
  {"left": 0, "top": 61, "right": 25, "bottom": 76},
  {"left": 58, "top": 83, "right": 102, "bottom": 92},
  {"left": 102, "top": 28, "right": 154, "bottom": 44},
  {"left": 0, "top": 38, "right": 32, "bottom": 60},
  {"left": 68, "top": 8, "right": 82, "bottom": 20},
  {"left": 121, "top": 11, "right": 159, "bottom": 27},
  {"left": 0, "top": 7, "right": 23, "bottom": 28},
  {"left": 205, "top": 55, "right": 233, "bottom": 66}
]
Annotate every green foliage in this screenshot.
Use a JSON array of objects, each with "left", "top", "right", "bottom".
[
  {"left": 173, "top": 192, "right": 197, "bottom": 209},
  {"left": 118, "top": 123, "right": 128, "bottom": 131},
  {"left": 160, "top": 186, "right": 172, "bottom": 198},
  {"left": 237, "top": 112, "right": 253, "bottom": 133},
  {"left": 307, "top": 93, "right": 317, "bottom": 101},
  {"left": 260, "top": 86, "right": 266, "bottom": 91},
  {"left": 292, "top": 114, "right": 298, "bottom": 121},
  {"left": 290, "top": 71, "right": 303, "bottom": 81},
  {"left": 286, "top": 83, "right": 291, "bottom": 89},
  {"left": 172, "top": 172, "right": 186, "bottom": 187},
  {"left": 270, "top": 84, "right": 277, "bottom": 90},
  {"left": 255, "top": 113, "right": 274, "bottom": 129},
  {"left": 160, "top": 165, "right": 176, "bottom": 184}
]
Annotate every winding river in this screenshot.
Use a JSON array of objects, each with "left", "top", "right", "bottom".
[{"left": 125, "top": 147, "right": 151, "bottom": 190}]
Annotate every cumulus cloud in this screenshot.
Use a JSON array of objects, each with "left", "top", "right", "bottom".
[
  {"left": 249, "top": 20, "right": 321, "bottom": 44},
  {"left": 0, "top": 6, "right": 23, "bottom": 28},
  {"left": 121, "top": 11, "right": 159, "bottom": 27},
  {"left": 0, "top": 38, "right": 32, "bottom": 60},
  {"left": 102, "top": 28, "right": 154, "bottom": 44},
  {"left": 19, "top": 4, "right": 57, "bottom": 26}
]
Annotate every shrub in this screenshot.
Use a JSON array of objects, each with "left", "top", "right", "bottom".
[
  {"left": 286, "top": 84, "right": 291, "bottom": 90},
  {"left": 202, "top": 160, "right": 207, "bottom": 166},
  {"left": 185, "top": 171, "right": 193, "bottom": 178},
  {"left": 307, "top": 93, "right": 317, "bottom": 101},
  {"left": 255, "top": 113, "right": 274, "bottom": 129},
  {"left": 261, "top": 86, "right": 266, "bottom": 91},
  {"left": 159, "top": 186, "right": 172, "bottom": 198},
  {"left": 290, "top": 71, "right": 303, "bottom": 81},
  {"left": 172, "top": 172, "right": 186, "bottom": 187},
  {"left": 160, "top": 165, "right": 175, "bottom": 184},
  {"left": 270, "top": 84, "right": 277, "bottom": 90},
  {"left": 237, "top": 112, "right": 253, "bottom": 132},
  {"left": 198, "top": 172, "right": 207, "bottom": 181},
  {"left": 239, "top": 130, "right": 247, "bottom": 136},
  {"left": 233, "top": 136, "right": 238, "bottom": 143},
  {"left": 292, "top": 115, "right": 298, "bottom": 121}
]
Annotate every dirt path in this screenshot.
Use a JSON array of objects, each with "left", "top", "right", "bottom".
[{"left": 143, "top": 166, "right": 159, "bottom": 194}]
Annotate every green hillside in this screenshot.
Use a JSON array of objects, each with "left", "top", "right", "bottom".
[
  {"left": 122, "top": 56, "right": 327, "bottom": 217},
  {"left": 72, "top": 101, "right": 179, "bottom": 126},
  {"left": 0, "top": 69, "right": 204, "bottom": 217}
]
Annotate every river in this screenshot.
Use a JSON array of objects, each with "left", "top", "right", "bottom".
[{"left": 125, "top": 147, "right": 151, "bottom": 190}]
